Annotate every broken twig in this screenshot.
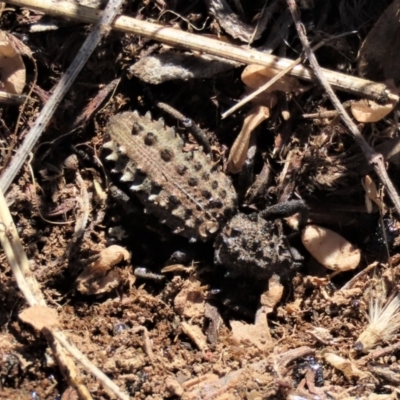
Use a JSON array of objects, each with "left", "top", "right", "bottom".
[
  {"left": 287, "top": 0, "right": 400, "bottom": 218},
  {"left": 0, "top": 0, "right": 124, "bottom": 192},
  {"left": 5, "top": 0, "right": 399, "bottom": 104},
  {"left": 222, "top": 32, "right": 357, "bottom": 119}
]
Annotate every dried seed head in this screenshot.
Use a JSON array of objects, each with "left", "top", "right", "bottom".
[{"left": 355, "top": 294, "right": 400, "bottom": 352}]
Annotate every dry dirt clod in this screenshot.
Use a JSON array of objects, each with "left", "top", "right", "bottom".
[
  {"left": 129, "top": 52, "right": 239, "bottom": 85},
  {"left": 165, "top": 377, "right": 184, "bottom": 397},
  {"left": 19, "top": 305, "right": 60, "bottom": 331}
]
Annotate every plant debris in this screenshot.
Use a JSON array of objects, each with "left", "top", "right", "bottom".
[
  {"left": 2, "top": 0, "right": 400, "bottom": 399},
  {"left": 129, "top": 51, "right": 239, "bottom": 84},
  {"left": 355, "top": 294, "right": 400, "bottom": 352}
]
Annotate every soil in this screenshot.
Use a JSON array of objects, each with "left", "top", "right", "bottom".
[{"left": 1, "top": 0, "right": 400, "bottom": 399}]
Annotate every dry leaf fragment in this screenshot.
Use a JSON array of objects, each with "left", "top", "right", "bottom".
[
  {"left": 0, "top": 31, "right": 26, "bottom": 95},
  {"left": 161, "top": 264, "right": 195, "bottom": 273},
  {"left": 174, "top": 278, "right": 206, "bottom": 318},
  {"left": 76, "top": 245, "right": 130, "bottom": 295},
  {"left": 284, "top": 298, "right": 302, "bottom": 314},
  {"left": 351, "top": 99, "right": 395, "bottom": 123},
  {"left": 302, "top": 225, "right": 361, "bottom": 271},
  {"left": 226, "top": 105, "right": 270, "bottom": 174},
  {"left": 242, "top": 64, "right": 305, "bottom": 94},
  {"left": 231, "top": 276, "right": 281, "bottom": 350},
  {"left": 362, "top": 175, "right": 384, "bottom": 212},
  {"left": 180, "top": 322, "right": 207, "bottom": 351},
  {"left": 94, "top": 245, "right": 130, "bottom": 270},
  {"left": 324, "top": 353, "right": 369, "bottom": 381},
  {"left": 306, "top": 326, "right": 334, "bottom": 345},
  {"left": 204, "top": 303, "right": 222, "bottom": 344},
  {"left": 19, "top": 305, "right": 59, "bottom": 331},
  {"left": 61, "top": 387, "right": 79, "bottom": 400},
  {"left": 230, "top": 309, "right": 273, "bottom": 351},
  {"left": 80, "top": 245, "right": 130, "bottom": 277}
]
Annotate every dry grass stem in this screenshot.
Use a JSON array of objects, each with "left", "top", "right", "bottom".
[
  {"left": 360, "top": 341, "right": 400, "bottom": 364},
  {"left": 0, "top": 0, "right": 124, "bottom": 193},
  {"left": 5, "top": 0, "right": 398, "bottom": 105}
]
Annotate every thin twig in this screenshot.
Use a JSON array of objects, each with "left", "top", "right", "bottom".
[
  {"left": 4, "top": 46, "right": 39, "bottom": 168},
  {"left": 0, "top": 186, "right": 92, "bottom": 399},
  {"left": 157, "top": 102, "right": 212, "bottom": 153},
  {"left": 50, "top": 329, "right": 130, "bottom": 400},
  {"left": 286, "top": 0, "right": 400, "bottom": 218},
  {"left": 222, "top": 52, "right": 303, "bottom": 119},
  {"left": 140, "top": 82, "right": 212, "bottom": 152},
  {"left": 0, "top": 0, "right": 124, "bottom": 192},
  {"left": 4, "top": 0, "right": 399, "bottom": 103},
  {"left": 222, "top": 32, "right": 356, "bottom": 119},
  {"left": 0, "top": 90, "right": 26, "bottom": 105},
  {"left": 302, "top": 110, "right": 339, "bottom": 119},
  {"left": 359, "top": 340, "right": 400, "bottom": 365}
]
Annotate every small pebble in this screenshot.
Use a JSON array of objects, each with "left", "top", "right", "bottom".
[{"left": 134, "top": 267, "right": 165, "bottom": 281}]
